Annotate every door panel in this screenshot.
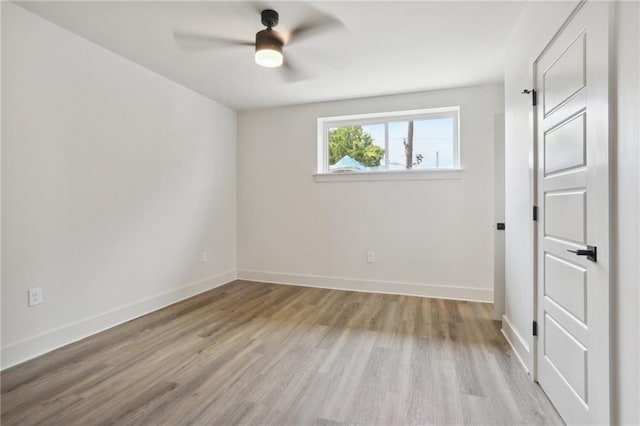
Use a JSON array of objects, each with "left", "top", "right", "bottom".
[
  {"left": 544, "top": 113, "right": 586, "bottom": 175},
  {"left": 544, "top": 191, "right": 586, "bottom": 243},
  {"left": 544, "top": 296, "right": 588, "bottom": 346},
  {"left": 535, "top": 2, "right": 610, "bottom": 425},
  {"left": 544, "top": 254, "right": 586, "bottom": 322},
  {"left": 543, "top": 33, "right": 586, "bottom": 115},
  {"left": 544, "top": 314, "right": 587, "bottom": 401}
]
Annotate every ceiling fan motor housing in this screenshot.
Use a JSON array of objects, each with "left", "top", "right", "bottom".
[{"left": 255, "top": 29, "right": 283, "bottom": 52}]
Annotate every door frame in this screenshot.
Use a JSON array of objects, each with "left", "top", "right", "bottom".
[
  {"left": 530, "top": 0, "right": 613, "bottom": 423},
  {"left": 637, "top": 1, "right": 640, "bottom": 413}
]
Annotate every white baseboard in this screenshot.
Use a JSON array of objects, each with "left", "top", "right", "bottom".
[
  {"left": 501, "top": 314, "right": 532, "bottom": 374},
  {"left": 237, "top": 269, "right": 493, "bottom": 303},
  {"left": 1, "top": 270, "right": 236, "bottom": 370}
]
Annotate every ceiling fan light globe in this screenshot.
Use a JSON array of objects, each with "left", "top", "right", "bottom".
[{"left": 255, "top": 48, "right": 283, "bottom": 68}]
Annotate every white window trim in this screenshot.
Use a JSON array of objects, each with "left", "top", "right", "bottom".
[
  {"left": 316, "top": 106, "right": 461, "bottom": 180},
  {"left": 314, "top": 168, "right": 465, "bottom": 183}
]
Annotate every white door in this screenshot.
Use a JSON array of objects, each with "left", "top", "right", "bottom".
[{"left": 535, "top": 1, "right": 610, "bottom": 425}]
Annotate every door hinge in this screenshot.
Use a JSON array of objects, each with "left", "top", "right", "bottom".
[
  {"left": 522, "top": 89, "right": 537, "bottom": 106},
  {"left": 533, "top": 205, "right": 538, "bottom": 221},
  {"left": 533, "top": 321, "right": 538, "bottom": 337}
]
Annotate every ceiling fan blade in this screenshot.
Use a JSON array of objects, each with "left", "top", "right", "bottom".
[
  {"left": 279, "top": 58, "right": 308, "bottom": 83},
  {"left": 290, "top": 47, "right": 349, "bottom": 70},
  {"left": 173, "top": 30, "right": 254, "bottom": 51},
  {"left": 287, "top": 10, "right": 345, "bottom": 46}
]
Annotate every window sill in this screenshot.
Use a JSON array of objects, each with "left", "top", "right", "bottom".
[{"left": 314, "top": 169, "right": 464, "bottom": 183}]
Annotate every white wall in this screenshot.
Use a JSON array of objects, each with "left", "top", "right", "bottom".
[
  {"left": 237, "top": 84, "right": 504, "bottom": 302},
  {"left": 613, "top": 1, "right": 640, "bottom": 424},
  {"left": 502, "top": 0, "right": 579, "bottom": 372},
  {"left": 0, "top": 0, "right": 4, "bottom": 369},
  {"left": 1, "top": 3, "right": 237, "bottom": 369},
  {"left": 494, "top": 112, "right": 506, "bottom": 319},
  {"left": 504, "top": 1, "right": 639, "bottom": 423}
]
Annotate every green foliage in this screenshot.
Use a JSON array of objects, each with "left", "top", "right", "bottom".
[{"left": 328, "top": 126, "right": 385, "bottom": 167}]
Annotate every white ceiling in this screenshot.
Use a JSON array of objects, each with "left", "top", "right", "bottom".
[{"left": 16, "top": 1, "right": 525, "bottom": 111}]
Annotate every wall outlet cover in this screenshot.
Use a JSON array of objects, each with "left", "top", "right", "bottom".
[{"left": 28, "top": 288, "right": 43, "bottom": 306}]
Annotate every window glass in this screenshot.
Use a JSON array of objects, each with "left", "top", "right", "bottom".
[
  {"left": 413, "top": 118, "right": 455, "bottom": 169},
  {"left": 319, "top": 108, "right": 459, "bottom": 173}
]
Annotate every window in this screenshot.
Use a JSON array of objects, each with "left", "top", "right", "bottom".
[{"left": 317, "top": 107, "right": 460, "bottom": 179}]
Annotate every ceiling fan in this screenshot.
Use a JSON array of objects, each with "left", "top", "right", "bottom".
[{"left": 173, "top": 5, "right": 345, "bottom": 81}]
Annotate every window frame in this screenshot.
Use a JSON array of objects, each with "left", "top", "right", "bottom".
[{"left": 316, "top": 106, "right": 461, "bottom": 178}]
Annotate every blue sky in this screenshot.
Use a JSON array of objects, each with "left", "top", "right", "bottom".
[{"left": 362, "top": 118, "right": 454, "bottom": 169}]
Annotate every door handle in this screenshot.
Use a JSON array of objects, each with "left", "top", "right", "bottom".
[{"left": 567, "top": 245, "right": 597, "bottom": 262}]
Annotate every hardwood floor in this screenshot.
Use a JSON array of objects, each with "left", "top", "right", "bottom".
[{"left": 1, "top": 281, "right": 562, "bottom": 425}]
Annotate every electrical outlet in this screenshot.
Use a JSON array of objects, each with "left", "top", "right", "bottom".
[
  {"left": 201, "top": 251, "right": 208, "bottom": 263},
  {"left": 367, "top": 252, "right": 375, "bottom": 263},
  {"left": 28, "top": 287, "right": 43, "bottom": 307}
]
